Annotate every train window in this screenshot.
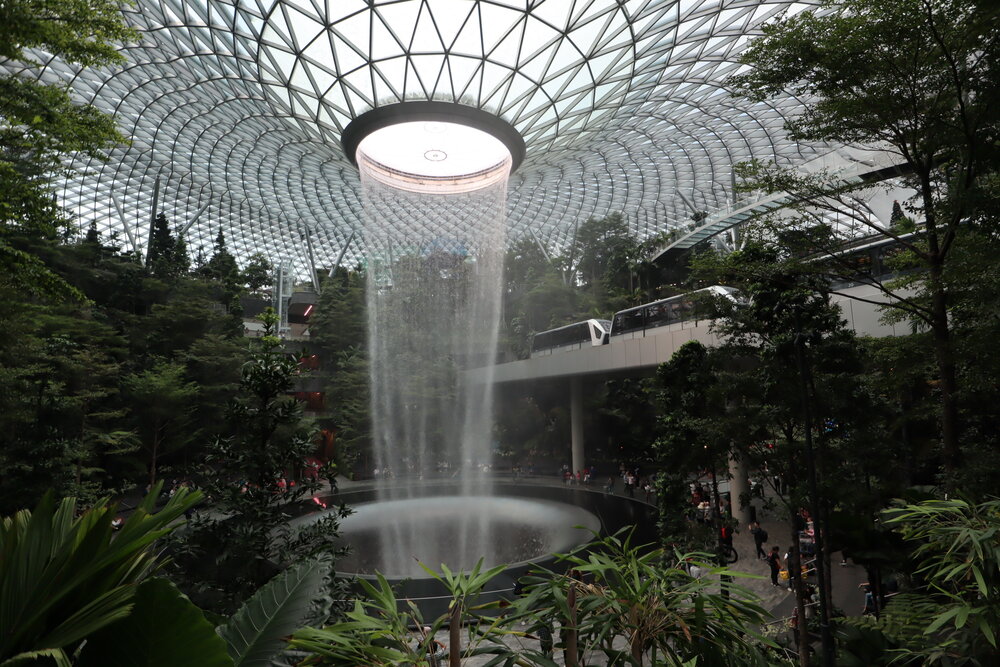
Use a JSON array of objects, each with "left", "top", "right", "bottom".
[
  {"left": 840, "top": 251, "right": 873, "bottom": 279},
  {"left": 642, "top": 302, "right": 667, "bottom": 327},
  {"left": 618, "top": 309, "right": 644, "bottom": 333},
  {"left": 877, "top": 244, "right": 912, "bottom": 275}
]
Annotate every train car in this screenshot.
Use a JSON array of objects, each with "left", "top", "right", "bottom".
[
  {"left": 813, "top": 233, "right": 915, "bottom": 289},
  {"left": 609, "top": 286, "right": 739, "bottom": 338},
  {"left": 530, "top": 319, "right": 611, "bottom": 356}
]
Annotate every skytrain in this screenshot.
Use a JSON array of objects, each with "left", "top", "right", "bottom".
[
  {"left": 529, "top": 286, "right": 738, "bottom": 356},
  {"left": 530, "top": 319, "right": 612, "bottom": 355}
]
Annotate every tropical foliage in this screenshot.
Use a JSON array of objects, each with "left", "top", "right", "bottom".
[
  {"left": 728, "top": 0, "right": 1000, "bottom": 478},
  {"left": 0, "top": 484, "right": 200, "bottom": 665},
  {"left": 840, "top": 498, "right": 1000, "bottom": 666},
  {"left": 289, "top": 532, "right": 782, "bottom": 667}
]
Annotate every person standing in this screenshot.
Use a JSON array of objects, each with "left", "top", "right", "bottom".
[
  {"left": 719, "top": 522, "right": 734, "bottom": 550},
  {"left": 750, "top": 521, "right": 768, "bottom": 560},
  {"left": 766, "top": 546, "right": 782, "bottom": 587}
]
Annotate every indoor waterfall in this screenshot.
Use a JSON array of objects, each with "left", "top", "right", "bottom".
[{"left": 356, "top": 141, "right": 510, "bottom": 577}]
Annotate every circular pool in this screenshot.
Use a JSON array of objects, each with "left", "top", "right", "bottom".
[
  {"left": 292, "top": 481, "right": 656, "bottom": 615},
  {"left": 323, "top": 495, "right": 600, "bottom": 578}
]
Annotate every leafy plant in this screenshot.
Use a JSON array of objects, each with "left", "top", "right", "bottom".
[
  {"left": 218, "top": 557, "right": 334, "bottom": 667},
  {"left": 75, "top": 578, "right": 232, "bottom": 667},
  {"left": 174, "top": 308, "right": 347, "bottom": 613},
  {"left": 0, "top": 483, "right": 200, "bottom": 665},
  {"left": 289, "top": 574, "right": 433, "bottom": 667},
  {"left": 290, "top": 560, "right": 514, "bottom": 667},
  {"left": 842, "top": 498, "right": 1000, "bottom": 665},
  {"left": 290, "top": 531, "right": 782, "bottom": 667},
  {"left": 511, "top": 530, "right": 778, "bottom": 666}
]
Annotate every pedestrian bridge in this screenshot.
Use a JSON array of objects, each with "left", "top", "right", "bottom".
[{"left": 468, "top": 283, "right": 911, "bottom": 386}]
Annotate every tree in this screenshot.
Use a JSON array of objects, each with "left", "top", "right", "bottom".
[
  {"left": 653, "top": 341, "right": 734, "bottom": 549},
  {"left": 0, "top": 0, "right": 134, "bottom": 299},
  {"left": 728, "top": 0, "right": 1000, "bottom": 476},
  {"left": 178, "top": 333, "right": 248, "bottom": 447},
  {"left": 175, "top": 309, "right": 345, "bottom": 613},
  {"left": 311, "top": 268, "right": 369, "bottom": 473},
  {"left": 240, "top": 252, "right": 272, "bottom": 292},
  {"left": 595, "top": 377, "right": 658, "bottom": 472},
  {"left": 512, "top": 531, "right": 778, "bottom": 666},
  {"left": 572, "top": 213, "right": 634, "bottom": 288},
  {"left": 695, "top": 241, "right": 895, "bottom": 666},
  {"left": 204, "top": 229, "right": 240, "bottom": 287},
  {"left": 571, "top": 212, "right": 641, "bottom": 311},
  {"left": 502, "top": 237, "right": 555, "bottom": 358},
  {"left": 323, "top": 346, "right": 369, "bottom": 476},
  {"left": 146, "top": 213, "right": 190, "bottom": 280},
  {"left": 123, "top": 361, "right": 199, "bottom": 487},
  {"left": 142, "top": 278, "right": 244, "bottom": 358},
  {"left": 146, "top": 212, "right": 174, "bottom": 276},
  {"left": 0, "top": 301, "right": 132, "bottom": 513},
  {"left": 311, "top": 268, "right": 366, "bottom": 365}
]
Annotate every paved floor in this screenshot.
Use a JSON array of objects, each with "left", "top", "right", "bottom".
[{"left": 727, "top": 511, "right": 871, "bottom": 620}]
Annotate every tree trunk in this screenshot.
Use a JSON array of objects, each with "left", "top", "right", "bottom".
[
  {"left": 449, "top": 603, "right": 461, "bottom": 667},
  {"left": 919, "top": 169, "right": 961, "bottom": 476},
  {"left": 789, "top": 542, "right": 811, "bottom": 667},
  {"left": 149, "top": 423, "right": 161, "bottom": 488},
  {"left": 820, "top": 501, "right": 834, "bottom": 622},
  {"left": 929, "top": 271, "right": 961, "bottom": 473},
  {"left": 564, "top": 580, "right": 578, "bottom": 667}
]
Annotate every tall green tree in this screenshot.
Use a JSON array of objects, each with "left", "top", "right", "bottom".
[
  {"left": 0, "top": 0, "right": 134, "bottom": 299},
  {"left": 240, "top": 252, "right": 272, "bottom": 292},
  {"left": 311, "top": 267, "right": 369, "bottom": 472},
  {"left": 204, "top": 229, "right": 240, "bottom": 287},
  {"left": 175, "top": 309, "right": 345, "bottom": 614},
  {"left": 653, "top": 341, "right": 735, "bottom": 548},
  {"left": 695, "top": 242, "right": 896, "bottom": 665},
  {"left": 728, "top": 0, "right": 1000, "bottom": 476},
  {"left": 178, "top": 333, "right": 247, "bottom": 446},
  {"left": 0, "top": 302, "right": 131, "bottom": 513},
  {"left": 123, "top": 361, "right": 199, "bottom": 487},
  {"left": 572, "top": 212, "right": 641, "bottom": 309},
  {"left": 502, "top": 237, "right": 554, "bottom": 358},
  {"left": 145, "top": 212, "right": 190, "bottom": 280}
]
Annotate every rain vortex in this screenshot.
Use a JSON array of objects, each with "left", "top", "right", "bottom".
[{"left": 357, "top": 154, "right": 510, "bottom": 578}]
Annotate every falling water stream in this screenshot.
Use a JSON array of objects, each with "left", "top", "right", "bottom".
[{"left": 357, "top": 148, "right": 510, "bottom": 577}]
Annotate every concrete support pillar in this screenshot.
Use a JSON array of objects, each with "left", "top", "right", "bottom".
[
  {"left": 728, "top": 454, "right": 752, "bottom": 525},
  {"left": 570, "top": 377, "right": 585, "bottom": 474}
]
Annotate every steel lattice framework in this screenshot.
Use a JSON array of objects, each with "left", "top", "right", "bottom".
[{"left": 9, "top": 0, "right": 840, "bottom": 272}]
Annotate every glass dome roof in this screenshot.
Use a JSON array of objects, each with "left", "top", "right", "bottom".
[{"left": 5, "top": 0, "right": 843, "bottom": 273}]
